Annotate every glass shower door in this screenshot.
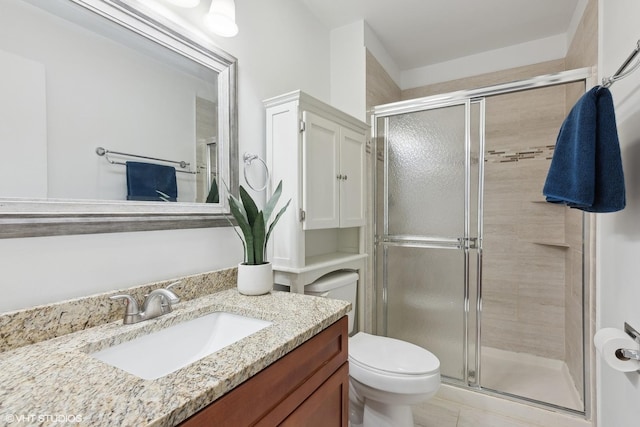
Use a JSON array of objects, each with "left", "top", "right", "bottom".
[{"left": 375, "top": 99, "right": 483, "bottom": 383}]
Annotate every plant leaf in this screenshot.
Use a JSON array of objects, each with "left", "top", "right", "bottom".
[
  {"left": 262, "top": 180, "right": 283, "bottom": 224},
  {"left": 252, "top": 212, "right": 266, "bottom": 265},
  {"left": 264, "top": 198, "right": 291, "bottom": 252},
  {"left": 224, "top": 179, "right": 247, "bottom": 222},
  {"left": 239, "top": 186, "right": 259, "bottom": 228},
  {"left": 229, "top": 196, "right": 254, "bottom": 264},
  {"left": 223, "top": 209, "right": 247, "bottom": 262}
]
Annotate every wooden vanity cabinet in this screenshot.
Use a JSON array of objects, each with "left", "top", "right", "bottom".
[{"left": 179, "top": 316, "right": 349, "bottom": 427}]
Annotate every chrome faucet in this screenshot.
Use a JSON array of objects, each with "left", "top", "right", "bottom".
[{"left": 111, "top": 281, "right": 181, "bottom": 324}]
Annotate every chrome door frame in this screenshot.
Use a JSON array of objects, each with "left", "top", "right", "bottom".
[
  {"left": 371, "top": 66, "right": 593, "bottom": 416},
  {"left": 375, "top": 97, "right": 477, "bottom": 386}
]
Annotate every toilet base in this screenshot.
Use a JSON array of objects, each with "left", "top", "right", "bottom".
[
  {"left": 349, "top": 380, "right": 418, "bottom": 427},
  {"left": 363, "top": 400, "right": 414, "bottom": 427}
]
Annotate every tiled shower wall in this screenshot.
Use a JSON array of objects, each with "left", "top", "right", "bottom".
[{"left": 481, "top": 84, "right": 571, "bottom": 360}]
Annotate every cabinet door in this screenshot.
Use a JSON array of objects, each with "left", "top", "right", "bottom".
[
  {"left": 339, "top": 127, "right": 365, "bottom": 227},
  {"left": 279, "top": 363, "right": 349, "bottom": 427},
  {"left": 302, "top": 111, "right": 340, "bottom": 230}
]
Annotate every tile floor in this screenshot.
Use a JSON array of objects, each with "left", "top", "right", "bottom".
[{"left": 413, "top": 385, "right": 591, "bottom": 427}]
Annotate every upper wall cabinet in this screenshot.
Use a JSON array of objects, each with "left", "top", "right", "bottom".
[
  {"left": 264, "top": 91, "right": 368, "bottom": 280},
  {"left": 302, "top": 111, "right": 366, "bottom": 229}
]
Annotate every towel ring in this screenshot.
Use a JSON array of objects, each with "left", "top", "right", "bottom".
[{"left": 243, "top": 153, "right": 269, "bottom": 191}]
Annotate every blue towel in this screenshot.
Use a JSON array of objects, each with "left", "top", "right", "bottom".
[
  {"left": 126, "top": 161, "right": 177, "bottom": 202},
  {"left": 543, "top": 86, "right": 625, "bottom": 212}
]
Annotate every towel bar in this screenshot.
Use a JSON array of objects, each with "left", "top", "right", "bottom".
[{"left": 96, "top": 147, "right": 196, "bottom": 174}]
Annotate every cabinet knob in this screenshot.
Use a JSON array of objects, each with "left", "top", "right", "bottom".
[
  {"left": 337, "top": 174, "right": 343, "bottom": 180},
  {"left": 343, "top": 175, "right": 348, "bottom": 181}
]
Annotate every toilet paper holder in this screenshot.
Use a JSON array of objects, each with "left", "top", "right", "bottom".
[{"left": 619, "top": 322, "right": 640, "bottom": 362}]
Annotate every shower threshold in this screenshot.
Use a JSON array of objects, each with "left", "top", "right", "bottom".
[{"left": 480, "top": 346, "right": 584, "bottom": 412}]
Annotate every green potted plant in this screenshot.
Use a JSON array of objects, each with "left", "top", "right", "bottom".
[{"left": 227, "top": 180, "right": 290, "bottom": 295}]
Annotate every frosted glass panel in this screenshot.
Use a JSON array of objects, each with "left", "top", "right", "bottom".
[
  {"left": 385, "top": 245, "right": 465, "bottom": 380},
  {"left": 387, "top": 106, "right": 466, "bottom": 238}
]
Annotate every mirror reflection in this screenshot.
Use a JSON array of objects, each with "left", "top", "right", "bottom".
[{"left": 0, "top": 0, "right": 223, "bottom": 204}]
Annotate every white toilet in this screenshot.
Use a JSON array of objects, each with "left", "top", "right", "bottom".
[{"left": 304, "top": 271, "right": 441, "bottom": 427}]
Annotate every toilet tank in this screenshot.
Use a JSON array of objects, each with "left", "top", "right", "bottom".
[{"left": 305, "top": 271, "right": 358, "bottom": 333}]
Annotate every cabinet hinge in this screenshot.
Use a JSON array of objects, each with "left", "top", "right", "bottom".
[
  {"left": 299, "top": 120, "right": 306, "bottom": 132},
  {"left": 299, "top": 209, "right": 306, "bottom": 221}
]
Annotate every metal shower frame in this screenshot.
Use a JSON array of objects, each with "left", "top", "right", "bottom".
[{"left": 371, "top": 66, "right": 594, "bottom": 417}]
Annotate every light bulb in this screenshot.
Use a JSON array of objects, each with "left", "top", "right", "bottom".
[
  {"left": 165, "top": 0, "right": 200, "bottom": 7},
  {"left": 204, "top": 0, "right": 239, "bottom": 37}
]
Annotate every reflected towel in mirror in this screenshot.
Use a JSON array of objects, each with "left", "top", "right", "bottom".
[{"left": 126, "top": 161, "right": 177, "bottom": 202}]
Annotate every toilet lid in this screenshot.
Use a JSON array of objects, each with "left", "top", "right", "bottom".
[{"left": 349, "top": 333, "right": 440, "bottom": 375}]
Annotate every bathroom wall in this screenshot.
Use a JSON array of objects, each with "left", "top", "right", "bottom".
[
  {"left": 482, "top": 82, "right": 570, "bottom": 360},
  {"left": 1, "top": 0, "right": 215, "bottom": 202},
  {"left": 330, "top": 21, "right": 367, "bottom": 122},
  {"left": 401, "top": 59, "right": 566, "bottom": 100},
  {"left": 598, "top": 0, "right": 640, "bottom": 425},
  {"left": 0, "top": 0, "right": 330, "bottom": 313},
  {"left": 564, "top": 0, "right": 598, "bottom": 404},
  {"left": 364, "top": 50, "right": 402, "bottom": 333}
]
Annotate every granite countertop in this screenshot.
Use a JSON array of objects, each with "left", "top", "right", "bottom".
[{"left": 0, "top": 289, "right": 350, "bottom": 427}]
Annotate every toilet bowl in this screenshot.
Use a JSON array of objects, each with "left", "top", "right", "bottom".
[
  {"left": 348, "top": 332, "right": 440, "bottom": 427},
  {"left": 299, "top": 271, "right": 440, "bottom": 427}
]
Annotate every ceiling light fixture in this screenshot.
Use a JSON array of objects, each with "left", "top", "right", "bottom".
[
  {"left": 164, "top": 0, "right": 200, "bottom": 7},
  {"left": 203, "top": 0, "right": 239, "bottom": 37}
]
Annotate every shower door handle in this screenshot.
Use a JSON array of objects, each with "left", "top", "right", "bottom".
[{"left": 460, "top": 237, "right": 478, "bottom": 249}]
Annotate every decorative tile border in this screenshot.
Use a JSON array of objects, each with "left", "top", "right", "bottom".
[
  {"left": 0, "top": 267, "right": 237, "bottom": 353},
  {"left": 485, "top": 145, "right": 555, "bottom": 163}
]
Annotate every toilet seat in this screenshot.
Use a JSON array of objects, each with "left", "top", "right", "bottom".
[
  {"left": 349, "top": 332, "right": 440, "bottom": 375},
  {"left": 349, "top": 332, "right": 440, "bottom": 395}
]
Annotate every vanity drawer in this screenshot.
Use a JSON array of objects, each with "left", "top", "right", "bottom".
[{"left": 179, "top": 315, "right": 348, "bottom": 426}]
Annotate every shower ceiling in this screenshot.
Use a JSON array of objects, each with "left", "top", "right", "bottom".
[{"left": 297, "top": 0, "right": 586, "bottom": 70}]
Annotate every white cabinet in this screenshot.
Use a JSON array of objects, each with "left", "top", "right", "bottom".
[
  {"left": 302, "top": 111, "right": 365, "bottom": 230},
  {"left": 265, "top": 90, "right": 368, "bottom": 293}
]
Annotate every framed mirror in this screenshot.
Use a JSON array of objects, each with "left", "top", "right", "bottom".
[{"left": 0, "top": 0, "right": 238, "bottom": 238}]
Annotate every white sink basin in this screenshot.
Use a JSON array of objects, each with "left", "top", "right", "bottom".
[{"left": 90, "top": 312, "right": 272, "bottom": 380}]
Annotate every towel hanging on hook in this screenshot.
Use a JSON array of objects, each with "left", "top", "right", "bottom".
[{"left": 243, "top": 152, "right": 270, "bottom": 191}]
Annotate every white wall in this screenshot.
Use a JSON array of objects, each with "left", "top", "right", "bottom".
[
  {"left": 1, "top": 0, "right": 215, "bottom": 202},
  {"left": 330, "top": 21, "right": 366, "bottom": 121},
  {"left": 0, "top": 0, "right": 330, "bottom": 313},
  {"left": 597, "top": 0, "right": 640, "bottom": 425},
  {"left": 0, "top": 49, "right": 47, "bottom": 199},
  {"left": 400, "top": 34, "right": 567, "bottom": 89}
]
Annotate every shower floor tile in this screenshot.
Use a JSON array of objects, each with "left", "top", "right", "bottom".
[{"left": 480, "top": 346, "right": 583, "bottom": 411}]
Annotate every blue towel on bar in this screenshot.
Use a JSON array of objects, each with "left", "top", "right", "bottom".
[
  {"left": 543, "top": 86, "right": 625, "bottom": 212},
  {"left": 126, "top": 161, "right": 177, "bottom": 202}
]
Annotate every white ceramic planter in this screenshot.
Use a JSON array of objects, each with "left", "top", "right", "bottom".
[{"left": 237, "top": 262, "right": 273, "bottom": 296}]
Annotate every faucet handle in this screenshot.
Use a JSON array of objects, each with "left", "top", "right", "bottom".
[
  {"left": 166, "top": 281, "right": 182, "bottom": 294},
  {"left": 165, "top": 281, "right": 183, "bottom": 301},
  {"left": 110, "top": 294, "right": 140, "bottom": 315}
]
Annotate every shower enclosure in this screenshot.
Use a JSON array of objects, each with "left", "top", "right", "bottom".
[{"left": 373, "top": 69, "right": 591, "bottom": 414}]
